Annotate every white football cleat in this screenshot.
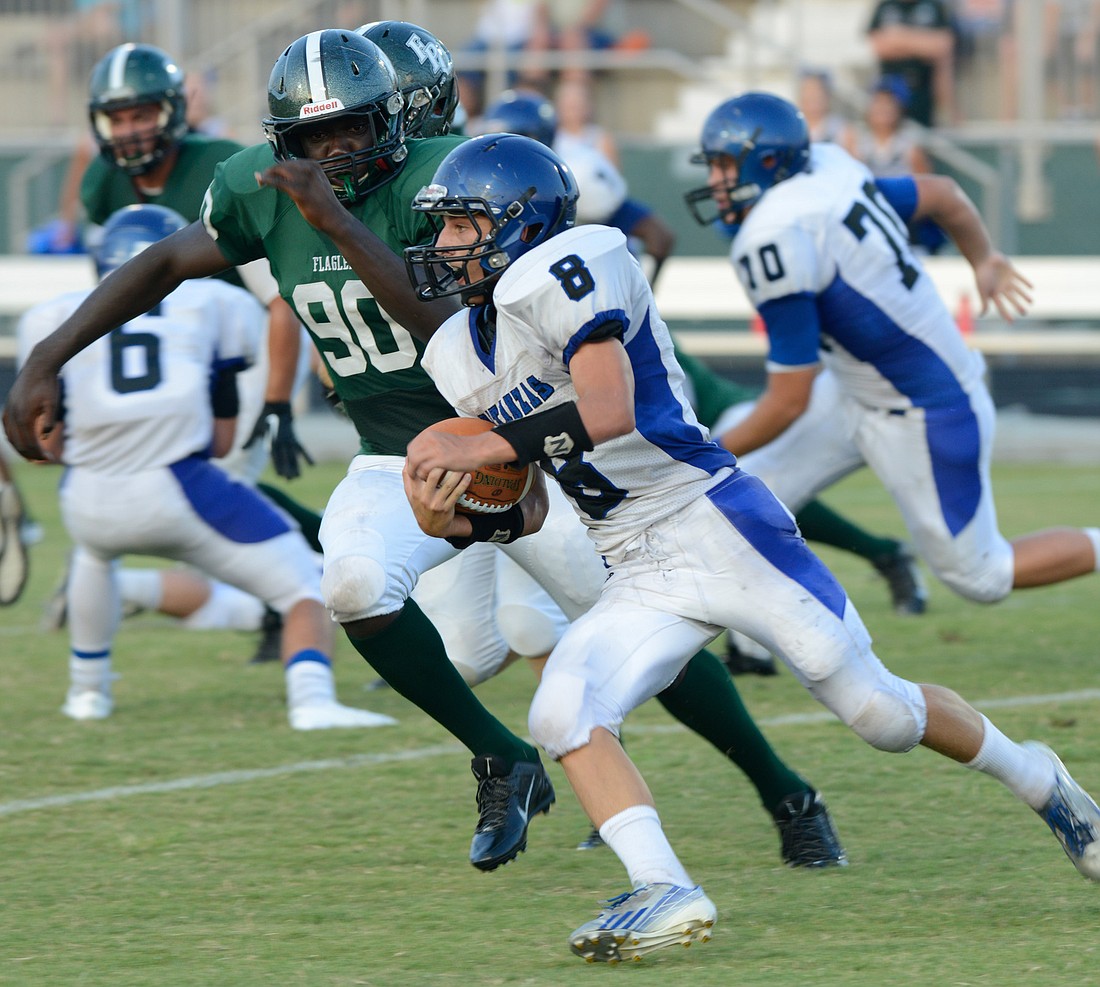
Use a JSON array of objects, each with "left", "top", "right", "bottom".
[
  {"left": 61, "top": 689, "right": 114, "bottom": 721},
  {"left": 1024, "top": 741, "right": 1100, "bottom": 881},
  {"left": 569, "top": 883, "right": 716, "bottom": 963},
  {"left": 289, "top": 701, "right": 397, "bottom": 731}
]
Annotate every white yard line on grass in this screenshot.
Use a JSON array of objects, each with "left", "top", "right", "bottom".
[{"left": 3, "top": 689, "right": 1099, "bottom": 818}]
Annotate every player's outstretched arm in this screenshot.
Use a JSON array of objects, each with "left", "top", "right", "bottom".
[
  {"left": 256, "top": 159, "right": 459, "bottom": 343},
  {"left": 910, "top": 174, "right": 1033, "bottom": 320}
]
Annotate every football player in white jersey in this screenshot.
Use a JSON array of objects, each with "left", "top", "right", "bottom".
[
  {"left": 684, "top": 91, "right": 1100, "bottom": 606},
  {"left": 16, "top": 204, "right": 395, "bottom": 731},
  {"left": 402, "top": 134, "right": 1100, "bottom": 962}
]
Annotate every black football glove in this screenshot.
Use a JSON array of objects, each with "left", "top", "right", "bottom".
[{"left": 244, "top": 401, "right": 314, "bottom": 480}]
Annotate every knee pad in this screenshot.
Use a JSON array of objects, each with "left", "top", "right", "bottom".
[
  {"left": 528, "top": 672, "right": 594, "bottom": 760},
  {"left": 496, "top": 603, "right": 566, "bottom": 657},
  {"left": 320, "top": 554, "right": 386, "bottom": 624},
  {"left": 847, "top": 681, "right": 927, "bottom": 753},
  {"left": 924, "top": 535, "right": 1013, "bottom": 604}
]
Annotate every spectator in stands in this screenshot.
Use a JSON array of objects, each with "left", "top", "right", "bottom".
[
  {"left": 867, "top": 0, "right": 957, "bottom": 126},
  {"left": 797, "top": 68, "right": 857, "bottom": 148},
  {"left": 457, "top": 0, "right": 543, "bottom": 118},
  {"left": 553, "top": 76, "right": 621, "bottom": 165},
  {"left": 850, "top": 75, "right": 947, "bottom": 253}
]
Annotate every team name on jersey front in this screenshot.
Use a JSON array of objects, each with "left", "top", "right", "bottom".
[{"left": 312, "top": 254, "right": 353, "bottom": 273}]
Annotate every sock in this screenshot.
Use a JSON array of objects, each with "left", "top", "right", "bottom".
[
  {"left": 69, "top": 652, "right": 111, "bottom": 694},
  {"left": 1085, "top": 528, "right": 1100, "bottom": 571},
  {"left": 599, "top": 804, "right": 693, "bottom": 889},
  {"left": 258, "top": 482, "right": 323, "bottom": 554},
  {"left": 657, "top": 649, "right": 809, "bottom": 811},
  {"left": 181, "top": 582, "right": 267, "bottom": 631},
  {"left": 116, "top": 569, "right": 165, "bottom": 612},
  {"left": 965, "top": 715, "right": 1056, "bottom": 809},
  {"left": 285, "top": 649, "right": 336, "bottom": 708},
  {"left": 796, "top": 499, "right": 899, "bottom": 562},
  {"left": 346, "top": 600, "right": 539, "bottom": 766}
]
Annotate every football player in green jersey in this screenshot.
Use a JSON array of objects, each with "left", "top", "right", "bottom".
[{"left": 80, "top": 42, "right": 313, "bottom": 481}]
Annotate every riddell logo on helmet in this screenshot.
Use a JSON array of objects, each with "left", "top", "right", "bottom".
[{"left": 300, "top": 98, "right": 345, "bottom": 118}]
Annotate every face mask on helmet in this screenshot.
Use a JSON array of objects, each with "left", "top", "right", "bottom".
[
  {"left": 684, "top": 92, "right": 810, "bottom": 231},
  {"left": 356, "top": 20, "right": 458, "bottom": 138},
  {"left": 87, "top": 43, "right": 188, "bottom": 177},
  {"left": 404, "top": 134, "right": 578, "bottom": 306},
  {"left": 94, "top": 204, "right": 188, "bottom": 278},
  {"left": 263, "top": 30, "right": 408, "bottom": 203}
]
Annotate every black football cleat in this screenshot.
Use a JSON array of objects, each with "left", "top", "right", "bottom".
[
  {"left": 724, "top": 638, "right": 778, "bottom": 677},
  {"left": 469, "top": 755, "right": 555, "bottom": 871},
  {"left": 576, "top": 825, "right": 605, "bottom": 851},
  {"left": 772, "top": 790, "right": 848, "bottom": 868},
  {"left": 872, "top": 544, "right": 928, "bottom": 615},
  {"left": 248, "top": 607, "right": 283, "bottom": 664}
]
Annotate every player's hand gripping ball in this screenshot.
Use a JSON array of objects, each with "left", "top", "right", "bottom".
[{"left": 426, "top": 417, "right": 534, "bottom": 515}]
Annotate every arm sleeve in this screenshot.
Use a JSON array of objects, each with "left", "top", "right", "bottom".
[
  {"left": 875, "top": 175, "right": 919, "bottom": 225},
  {"left": 759, "top": 293, "right": 823, "bottom": 370}
]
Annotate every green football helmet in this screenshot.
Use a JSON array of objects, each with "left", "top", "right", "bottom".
[
  {"left": 87, "top": 43, "right": 189, "bottom": 176},
  {"left": 356, "top": 20, "right": 458, "bottom": 138},
  {"left": 263, "top": 29, "right": 407, "bottom": 203}
]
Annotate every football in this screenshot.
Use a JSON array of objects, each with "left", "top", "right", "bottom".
[{"left": 425, "top": 417, "right": 535, "bottom": 514}]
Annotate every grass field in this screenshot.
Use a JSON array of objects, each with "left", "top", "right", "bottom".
[{"left": 2, "top": 456, "right": 1098, "bottom": 986}]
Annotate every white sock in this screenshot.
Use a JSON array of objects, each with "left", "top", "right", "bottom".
[
  {"left": 599, "top": 804, "right": 693, "bottom": 890},
  {"left": 69, "top": 654, "right": 111, "bottom": 694},
  {"left": 285, "top": 651, "right": 337, "bottom": 709},
  {"left": 182, "top": 582, "right": 266, "bottom": 631},
  {"left": 1084, "top": 528, "right": 1100, "bottom": 571},
  {"left": 965, "top": 715, "right": 1056, "bottom": 809},
  {"left": 117, "top": 569, "right": 164, "bottom": 612}
]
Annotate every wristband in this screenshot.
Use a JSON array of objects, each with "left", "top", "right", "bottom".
[
  {"left": 446, "top": 503, "right": 525, "bottom": 550},
  {"left": 491, "top": 401, "right": 594, "bottom": 467},
  {"left": 210, "top": 369, "right": 240, "bottom": 418}
]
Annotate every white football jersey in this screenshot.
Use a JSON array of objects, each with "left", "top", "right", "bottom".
[
  {"left": 554, "top": 139, "right": 628, "bottom": 225},
  {"left": 17, "top": 279, "right": 263, "bottom": 473},
  {"left": 731, "top": 142, "right": 986, "bottom": 410},
  {"left": 422, "top": 225, "right": 735, "bottom": 559}
]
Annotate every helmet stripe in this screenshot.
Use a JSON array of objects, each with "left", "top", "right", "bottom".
[
  {"left": 304, "top": 31, "right": 327, "bottom": 102},
  {"left": 106, "top": 43, "right": 134, "bottom": 91}
]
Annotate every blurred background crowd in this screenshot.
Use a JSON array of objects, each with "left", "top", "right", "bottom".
[{"left": 0, "top": 0, "right": 1097, "bottom": 259}]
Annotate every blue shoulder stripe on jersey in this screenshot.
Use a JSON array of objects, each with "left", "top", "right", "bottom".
[
  {"left": 758, "top": 292, "right": 821, "bottom": 367},
  {"left": 169, "top": 456, "right": 293, "bottom": 544},
  {"left": 874, "top": 176, "right": 919, "bottom": 225},
  {"left": 562, "top": 309, "right": 626, "bottom": 367},
  {"left": 625, "top": 308, "right": 735, "bottom": 475},
  {"left": 818, "top": 275, "right": 982, "bottom": 535},
  {"left": 706, "top": 470, "right": 848, "bottom": 619}
]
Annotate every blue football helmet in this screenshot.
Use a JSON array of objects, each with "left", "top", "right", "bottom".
[
  {"left": 684, "top": 91, "right": 810, "bottom": 229},
  {"left": 94, "top": 204, "right": 188, "bottom": 278},
  {"left": 476, "top": 89, "right": 557, "bottom": 146},
  {"left": 356, "top": 21, "right": 458, "bottom": 138},
  {"left": 263, "top": 30, "right": 407, "bottom": 203},
  {"left": 405, "top": 134, "right": 578, "bottom": 306}
]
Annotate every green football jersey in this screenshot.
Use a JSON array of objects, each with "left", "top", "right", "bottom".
[
  {"left": 80, "top": 132, "right": 246, "bottom": 225},
  {"left": 202, "top": 136, "right": 466, "bottom": 456},
  {"left": 672, "top": 340, "right": 758, "bottom": 430}
]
